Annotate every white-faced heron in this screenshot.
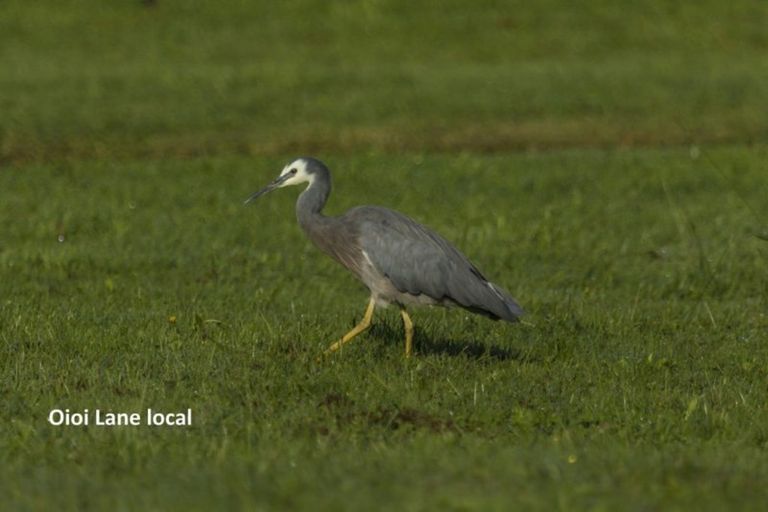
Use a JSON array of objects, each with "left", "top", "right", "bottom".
[{"left": 245, "top": 157, "right": 523, "bottom": 357}]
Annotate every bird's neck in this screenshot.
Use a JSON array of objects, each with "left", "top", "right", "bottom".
[{"left": 296, "top": 178, "right": 331, "bottom": 231}]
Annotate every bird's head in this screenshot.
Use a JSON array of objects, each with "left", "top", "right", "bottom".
[{"left": 244, "top": 157, "right": 328, "bottom": 205}]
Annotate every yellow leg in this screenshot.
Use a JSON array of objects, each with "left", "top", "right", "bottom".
[
  {"left": 400, "top": 308, "right": 413, "bottom": 358},
  {"left": 324, "top": 297, "right": 376, "bottom": 355}
]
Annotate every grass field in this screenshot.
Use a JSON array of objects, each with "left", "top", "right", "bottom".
[{"left": 2, "top": 1, "right": 768, "bottom": 510}]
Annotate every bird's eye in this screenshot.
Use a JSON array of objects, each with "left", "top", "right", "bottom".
[{"left": 290, "top": 168, "right": 297, "bottom": 175}]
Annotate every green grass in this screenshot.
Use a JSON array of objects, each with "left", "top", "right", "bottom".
[
  {"left": 3, "top": 150, "right": 768, "bottom": 510},
  {"left": 2, "top": 1, "right": 768, "bottom": 510},
  {"left": 2, "top": 0, "right": 768, "bottom": 160}
]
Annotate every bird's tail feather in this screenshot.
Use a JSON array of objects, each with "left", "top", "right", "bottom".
[{"left": 487, "top": 282, "right": 524, "bottom": 322}]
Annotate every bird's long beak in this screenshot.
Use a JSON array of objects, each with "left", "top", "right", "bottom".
[{"left": 243, "top": 173, "right": 292, "bottom": 205}]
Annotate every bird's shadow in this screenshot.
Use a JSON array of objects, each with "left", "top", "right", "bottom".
[{"left": 367, "top": 323, "right": 528, "bottom": 362}]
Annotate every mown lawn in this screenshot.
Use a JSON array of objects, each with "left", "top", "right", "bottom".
[{"left": 2, "top": 1, "right": 768, "bottom": 510}]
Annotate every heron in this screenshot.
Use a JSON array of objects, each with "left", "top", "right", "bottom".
[{"left": 245, "top": 157, "right": 523, "bottom": 357}]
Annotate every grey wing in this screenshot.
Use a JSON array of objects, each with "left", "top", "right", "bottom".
[{"left": 353, "top": 207, "right": 523, "bottom": 322}]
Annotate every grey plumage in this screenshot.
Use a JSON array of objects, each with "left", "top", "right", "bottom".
[
  {"left": 352, "top": 206, "right": 522, "bottom": 321},
  {"left": 245, "top": 157, "right": 523, "bottom": 357}
]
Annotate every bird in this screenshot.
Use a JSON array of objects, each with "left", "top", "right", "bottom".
[{"left": 244, "top": 157, "right": 523, "bottom": 358}]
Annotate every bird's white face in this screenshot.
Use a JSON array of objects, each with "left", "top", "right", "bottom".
[
  {"left": 276, "top": 158, "right": 313, "bottom": 188},
  {"left": 243, "top": 157, "right": 315, "bottom": 205}
]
